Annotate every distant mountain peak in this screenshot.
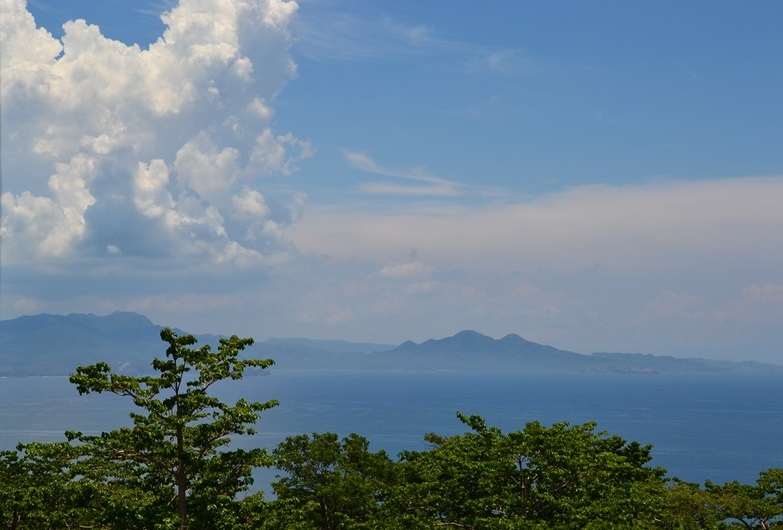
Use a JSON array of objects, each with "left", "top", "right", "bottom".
[
  {"left": 90, "top": 311, "right": 156, "bottom": 326},
  {"left": 499, "top": 333, "right": 528, "bottom": 342},
  {"left": 382, "top": 329, "right": 581, "bottom": 366},
  {"left": 441, "top": 330, "right": 494, "bottom": 343},
  {"left": 452, "top": 329, "right": 486, "bottom": 338},
  {"left": 105, "top": 310, "right": 154, "bottom": 322}
]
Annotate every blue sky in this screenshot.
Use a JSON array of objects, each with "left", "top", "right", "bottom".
[{"left": 2, "top": 0, "right": 782, "bottom": 363}]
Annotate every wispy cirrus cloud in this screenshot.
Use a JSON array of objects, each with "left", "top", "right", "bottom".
[
  {"left": 291, "top": 8, "right": 428, "bottom": 62},
  {"left": 292, "top": 0, "right": 538, "bottom": 78},
  {"left": 344, "top": 151, "right": 460, "bottom": 196}
]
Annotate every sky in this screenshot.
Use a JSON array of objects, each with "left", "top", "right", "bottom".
[{"left": 1, "top": 0, "right": 782, "bottom": 363}]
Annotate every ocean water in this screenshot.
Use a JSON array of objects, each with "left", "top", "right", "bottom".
[{"left": 1, "top": 370, "right": 781, "bottom": 490}]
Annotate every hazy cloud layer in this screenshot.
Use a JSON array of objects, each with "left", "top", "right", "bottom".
[
  {"left": 285, "top": 176, "right": 783, "bottom": 361},
  {"left": 290, "top": 177, "right": 783, "bottom": 276},
  {"left": 1, "top": 0, "right": 310, "bottom": 266}
]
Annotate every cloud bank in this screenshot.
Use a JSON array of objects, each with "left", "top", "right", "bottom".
[
  {"left": 292, "top": 177, "right": 783, "bottom": 277},
  {"left": 286, "top": 176, "right": 783, "bottom": 361},
  {"left": 1, "top": 0, "right": 310, "bottom": 266}
]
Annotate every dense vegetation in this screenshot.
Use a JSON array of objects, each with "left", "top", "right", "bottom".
[{"left": 1, "top": 329, "right": 781, "bottom": 529}]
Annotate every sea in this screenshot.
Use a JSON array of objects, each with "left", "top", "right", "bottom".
[{"left": 1, "top": 370, "right": 781, "bottom": 493}]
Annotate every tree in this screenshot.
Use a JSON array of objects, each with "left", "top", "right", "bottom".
[
  {"left": 655, "top": 479, "right": 721, "bottom": 530},
  {"left": 0, "top": 444, "right": 75, "bottom": 529},
  {"left": 383, "top": 412, "right": 669, "bottom": 529},
  {"left": 706, "top": 468, "right": 783, "bottom": 529},
  {"left": 0, "top": 441, "right": 113, "bottom": 529},
  {"left": 265, "top": 432, "right": 397, "bottom": 529},
  {"left": 67, "top": 327, "right": 277, "bottom": 529}
]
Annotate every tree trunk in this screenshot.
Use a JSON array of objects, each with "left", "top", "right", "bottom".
[{"left": 177, "top": 423, "right": 187, "bottom": 530}]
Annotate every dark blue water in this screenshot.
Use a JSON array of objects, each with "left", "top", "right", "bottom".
[{"left": 1, "top": 370, "right": 781, "bottom": 489}]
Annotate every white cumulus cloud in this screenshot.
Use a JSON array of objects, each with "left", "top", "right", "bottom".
[{"left": 1, "top": 0, "right": 310, "bottom": 266}]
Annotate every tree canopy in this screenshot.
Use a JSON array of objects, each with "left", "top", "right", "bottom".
[
  {"left": 1, "top": 328, "right": 781, "bottom": 529},
  {"left": 2, "top": 328, "right": 276, "bottom": 530}
]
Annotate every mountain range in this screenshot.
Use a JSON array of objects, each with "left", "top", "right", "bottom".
[{"left": 1, "top": 311, "right": 779, "bottom": 376}]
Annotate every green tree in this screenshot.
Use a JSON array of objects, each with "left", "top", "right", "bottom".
[
  {"left": 0, "top": 443, "right": 89, "bottom": 529},
  {"left": 0, "top": 439, "right": 136, "bottom": 529},
  {"left": 706, "top": 468, "right": 783, "bottom": 529},
  {"left": 383, "top": 412, "right": 669, "bottom": 529},
  {"left": 67, "top": 327, "right": 278, "bottom": 529},
  {"left": 265, "top": 432, "right": 397, "bottom": 530},
  {"left": 654, "top": 479, "right": 721, "bottom": 530}
]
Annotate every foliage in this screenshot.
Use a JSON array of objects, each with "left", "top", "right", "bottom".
[
  {"left": 706, "top": 468, "right": 783, "bottom": 529},
  {"left": 378, "top": 412, "right": 668, "bottom": 529},
  {"left": 263, "top": 432, "right": 397, "bottom": 529},
  {"left": 0, "top": 442, "right": 92, "bottom": 529},
  {"left": 2, "top": 328, "right": 276, "bottom": 529},
  {"left": 66, "top": 328, "right": 278, "bottom": 529},
  {"left": 3, "top": 338, "right": 783, "bottom": 530},
  {"left": 258, "top": 414, "right": 782, "bottom": 530},
  {"left": 652, "top": 479, "right": 722, "bottom": 530}
]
